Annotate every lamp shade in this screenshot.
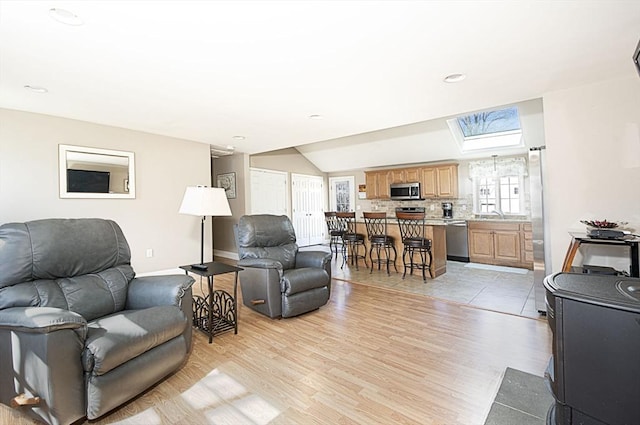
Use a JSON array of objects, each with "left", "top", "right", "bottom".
[{"left": 179, "top": 186, "right": 232, "bottom": 217}]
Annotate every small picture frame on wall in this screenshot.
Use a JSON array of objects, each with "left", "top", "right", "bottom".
[{"left": 216, "top": 172, "right": 236, "bottom": 199}]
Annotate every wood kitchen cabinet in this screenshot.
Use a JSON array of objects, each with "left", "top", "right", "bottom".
[
  {"left": 420, "top": 164, "right": 459, "bottom": 198},
  {"left": 365, "top": 163, "right": 458, "bottom": 200},
  {"left": 389, "top": 169, "right": 405, "bottom": 184},
  {"left": 468, "top": 221, "right": 533, "bottom": 269},
  {"left": 388, "top": 167, "right": 420, "bottom": 184},
  {"left": 365, "top": 170, "right": 390, "bottom": 199},
  {"left": 404, "top": 167, "right": 421, "bottom": 182}
]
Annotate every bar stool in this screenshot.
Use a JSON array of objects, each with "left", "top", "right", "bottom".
[
  {"left": 396, "top": 211, "right": 433, "bottom": 282},
  {"left": 363, "top": 212, "right": 397, "bottom": 275},
  {"left": 324, "top": 211, "right": 345, "bottom": 259},
  {"left": 335, "top": 212, "right": 368, "bottom": 270}
]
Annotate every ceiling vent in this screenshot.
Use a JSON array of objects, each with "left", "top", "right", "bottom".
[{"left": 210, "top": 145, "right": 235, "bottom": 158}]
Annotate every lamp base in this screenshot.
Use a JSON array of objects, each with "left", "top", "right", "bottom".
[{"left": 191, "top": 263, "right": 209, "bottom": 271}]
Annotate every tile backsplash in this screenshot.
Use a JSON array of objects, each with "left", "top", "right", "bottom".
[{"left": 367, "top": 196, "right": 475, "bottom": 220}]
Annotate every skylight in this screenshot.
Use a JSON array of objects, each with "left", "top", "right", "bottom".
[{"left": 448, "top": 106, "right": 524, "bottom": 152}]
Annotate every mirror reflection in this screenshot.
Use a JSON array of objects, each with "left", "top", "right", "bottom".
[{"left": 59, "top": 145, "right": 135, "bottom": 199}]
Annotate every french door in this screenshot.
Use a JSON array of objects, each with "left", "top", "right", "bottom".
[
  {"left": 291, "top": 173, "right": 324, "bottom": 246},
  {"left": 250, "top": 168, "right": 288, "bottom": 215}
]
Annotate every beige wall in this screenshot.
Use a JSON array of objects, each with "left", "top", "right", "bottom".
[
  {"left": 251, "top": 147, "right": 324, "bottom": 175},
  {"left": 212, "top": 147, "right": 328, "bottom": 258},
  {"left": 0, "top": 108, "right": 211, "bottom": 273},
  {"left": 211, "top": 153, "right": 250, "bottom": 256},
  {"left": 251, "top": 147, "right": 328, "bottom": 215},
  {"left": 543, "top": 74, "right": 640, "bottom": 272}
]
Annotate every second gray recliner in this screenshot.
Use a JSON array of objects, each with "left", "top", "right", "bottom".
[{"left": 236, "top": 214, "right": 332, "bottom": 318}]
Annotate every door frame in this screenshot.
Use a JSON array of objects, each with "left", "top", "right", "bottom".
[
  {"left": 249, "top": 167, "right": 289, "bottom": 216},
  {"left": 329, "top": 176, "right": 356, "bottom": 212},
  {"left": 291, "top": 173, "right": 325, "bottom": 246}
]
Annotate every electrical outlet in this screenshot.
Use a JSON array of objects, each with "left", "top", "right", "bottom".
[
  {"left": 462, "top": 205, "right": 467, "bottom": 211},
  {"left": 145, "top": 249, "right": 153, "bottom": 258},
  {"left": 430, "top": 204, "right": 435, "bottom": 211}
]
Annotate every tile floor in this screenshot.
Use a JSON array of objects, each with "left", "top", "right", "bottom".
[
  {"left": 319, "top": 246, "right": 542, "bottom": 319},
  {"left": 484, "top": 367, "right": 554, "bottom": 425}
]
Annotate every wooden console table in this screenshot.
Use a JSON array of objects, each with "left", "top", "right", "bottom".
[{"left": 561, "top": 232, "right": 640, "bottom": 277}]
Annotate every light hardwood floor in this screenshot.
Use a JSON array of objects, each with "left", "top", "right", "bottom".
[{"left": 1, "top": 269, "right": 552, "bottom": 425}]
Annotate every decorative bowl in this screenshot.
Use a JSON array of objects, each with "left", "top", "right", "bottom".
[{"left": 580, "top": 220, "right": 619, "bottom": 229}]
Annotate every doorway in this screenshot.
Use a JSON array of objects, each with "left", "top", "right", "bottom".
[
  {"left": 250, "top": 168, "right": 288, "bottom": 215},
  {"left": 291, "top": 173, "right": 324, "bottom": 246},
  {"left": 329, "top": 176, "right": 355, "bottom": 212}
]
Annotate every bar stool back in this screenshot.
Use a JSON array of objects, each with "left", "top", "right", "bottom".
[
  {"left": 324, "top": 211, "right": 345, "bottom": 259},
  {"left": 396, "top": 211, "right": 433, "bottom": 282},
  {"left": 363, "top": 212, "right": 397, "bottom": 274},
  {"left": 335, "top": 212, "right": 368, "bottom": 270}
]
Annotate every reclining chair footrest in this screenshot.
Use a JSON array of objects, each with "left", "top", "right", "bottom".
[{"left": 11, "top": 394, "right": 41, "bottom": 408}]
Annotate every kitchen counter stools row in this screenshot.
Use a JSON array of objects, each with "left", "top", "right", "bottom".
[{"left": 324, "top": 212, "right": 447, "bottom": 279}]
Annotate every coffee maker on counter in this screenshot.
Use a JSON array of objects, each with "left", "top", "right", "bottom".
[{"left": 442, "top": 202, "right": 453, "bottom": 219}]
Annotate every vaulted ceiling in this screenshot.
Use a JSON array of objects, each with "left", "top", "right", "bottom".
[{"left": 1, "top": 1, "right": 639, "bottom": 171}]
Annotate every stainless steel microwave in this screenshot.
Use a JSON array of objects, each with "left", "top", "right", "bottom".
[{"left": 390, "top": 182, "right": 422, "bottom": 200}]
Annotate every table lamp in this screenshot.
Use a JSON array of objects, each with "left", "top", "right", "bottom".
[{"left": 179, "top": 186, "right": 232, "bottom": 270}]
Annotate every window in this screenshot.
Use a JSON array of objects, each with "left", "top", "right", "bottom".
[
  {"left": 475, "top": 176, "right": 522, "bottom": 214},
  {"left": 499, "top": 176, "right": 520, "bottom": 214},
  {"left": 469, "top": 156, "right": 527, "bottom": 216},
  {"left": 447, "top": 106, "right": 524, "bottom": 152},
  {"left": 477, "top": 177, "right": 496, "bottom": 213}
]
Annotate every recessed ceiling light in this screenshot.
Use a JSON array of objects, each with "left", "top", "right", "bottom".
[
  {"left": 309, "top": 114, "right": 324, "bottom": 120},
  {"left": 24, "top": 85, "right": 48, "bottom": 93},
  {"left": 232, "top": 136, "right": 245, "bottom": 141},
  {"left": 443, "top": 73, "right": 466, "bottom": 83},
  {"left": 49, "top": 8, "right": 84, "bottom": 26}
]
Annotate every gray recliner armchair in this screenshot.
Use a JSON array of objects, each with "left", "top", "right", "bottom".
[
  {"left": 0, "top": 218, "right": 195, "bottom": 425},
  {"left": 236, "top": 215, "right": 332, "bottom": 318}
]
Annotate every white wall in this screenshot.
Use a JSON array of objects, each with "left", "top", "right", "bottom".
[
  {"left": 0, "top": 108, "right": 212, "bottom": 273},
  {"left": 543, "top": 75, "right": 640, "bottom": 272}
]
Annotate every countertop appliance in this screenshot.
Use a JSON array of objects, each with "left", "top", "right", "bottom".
[
  {"left": 445, "top": 220, "right": 469, "bottom": 262},
  {"left": 544, "top": 272, "right": 640, "bottom": 425},
  {"left": 390, "top": 182, "right": 422, "bottom": 200},
  {"left": 442, "top": 202, "right": 453, "bottom": 219}
]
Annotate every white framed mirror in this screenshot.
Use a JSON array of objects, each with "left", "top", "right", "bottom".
[{"left": 59, "top": 144, "right": 136, "bottom": 199}]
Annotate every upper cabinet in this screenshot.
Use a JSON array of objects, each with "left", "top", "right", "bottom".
[
  {"left": 404, "top": 167, "right": 421, "bottom": 183},
  {"left": 365, "top": 163, "right": 458, "bottom": 199},
  {"left": 365, "top": 170, "right": 391, "bottom": 199},
  {"left": 388, "top": 169, "right": 405, "bottom": 184},
  {"left": 421, "top": 164, "right": 458, "bottom": 198},
  {"left": 388, "top": 167, "right": 420, "bottom": 184}
]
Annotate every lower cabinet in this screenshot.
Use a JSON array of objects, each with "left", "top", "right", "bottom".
[{"left": 468, "top": 221, "right": 533, "bottom": 269}]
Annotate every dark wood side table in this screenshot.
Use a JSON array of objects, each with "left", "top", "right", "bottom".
[
  {"left": 179, "top": 261, "right": 243, "bottom": 343},
  {"left": 562, "top": 232, "right": 640, "bottom": 277}
]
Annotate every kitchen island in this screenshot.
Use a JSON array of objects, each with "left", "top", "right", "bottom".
[{"left": 356, "top": 219, "right": 447, "bottom": 277}]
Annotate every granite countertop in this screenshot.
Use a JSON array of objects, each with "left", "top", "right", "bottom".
[
  {"left": 357, "top": 218, "right": 448, "bottom": 225},
  {"left": 466, "top": 217, "right": 531, "bottom": 223},
  {"left": 356, "top": 217, "right": 530, "bottom": 225}
]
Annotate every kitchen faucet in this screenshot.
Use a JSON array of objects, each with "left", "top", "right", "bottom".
[{"left": 490, "top": 209, "right": 505, "bottom": 219}]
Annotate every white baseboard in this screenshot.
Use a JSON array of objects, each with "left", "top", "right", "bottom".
[
  {"left": 214, "top": 249, "right": 239, "bottom": 260},
  {"left": 136, "top": 267, "right": 184, "bottom": 277}
]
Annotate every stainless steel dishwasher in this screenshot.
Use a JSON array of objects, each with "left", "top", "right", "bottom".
[{"left": 445, "top": 220, "right": 469, "bottom": 262}]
